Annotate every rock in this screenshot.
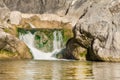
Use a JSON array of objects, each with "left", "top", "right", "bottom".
[
  {"left": 3, "top": 0, "right": 92, "bottom": 26},
  {"left": 72, "top": 0, "right": 120, "bottom": 61},
  {"left": 10, "top": 11, "right": 22, "bottom": 25},
  {"left": 63, "top": 38, "right": 87, "bottom": 60},
  {"left": 65, "top": 0, "right": 92, "bottom": 26},
  {"left": 2, "top": 0, "right": 120, "bottom": 61},
  {"left": 38, "top": 14, "right": 69, "bottom": 23},
  {"left": 0, "top": 31, "right": 33, "bottom": 59},
  {"left": 3, "top": 0, "right": 71, "bottom": 15},
  {"left": 0, "top": 0, "right": 10, "bottom": 22}
]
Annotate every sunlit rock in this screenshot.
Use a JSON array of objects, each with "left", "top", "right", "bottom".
[
  {"left": 1, "top": 0, "right": 120, "bottom": 61},
  {"left": 0, "top": 31, "right": 32, "bottom": 59},
  {"left": 73, "top": 0, "right": 120, "bottom": 61},
  {"left": 10, "top": 11, "right": 22, "bottom": 25}
]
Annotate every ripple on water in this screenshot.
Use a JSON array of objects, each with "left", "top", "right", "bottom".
[{"left": 0, "top": 60, "right": 120, "bottom": 80}]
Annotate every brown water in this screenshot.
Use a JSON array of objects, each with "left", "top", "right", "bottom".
[{"left": 0, "top": 60, "right": 120, "bottom": 80}]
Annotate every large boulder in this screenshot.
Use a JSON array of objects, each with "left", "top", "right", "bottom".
[
  {"left": 0, "top": 31, "right": 33, "bottom": 59},
  {"left": 72, "top": 0, "right": 120, "bottom": 61}
]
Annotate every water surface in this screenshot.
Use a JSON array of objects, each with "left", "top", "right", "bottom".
[{"left": 0, "top": 60, "right": 120, "bottom": 80}]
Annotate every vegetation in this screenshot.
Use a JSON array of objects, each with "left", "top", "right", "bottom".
[{"left": 0, "top": 50, "right": 18, "bottom": 59}]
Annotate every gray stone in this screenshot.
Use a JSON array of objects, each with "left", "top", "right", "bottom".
[
  {"left": 10, "top": 11, "right": 22, "bottom": 25},
  {"left": 3, "top": 0, "right": 71, "bottom": 15},
  {"left": 73, "top": 0, "right": 120, "bottom": 61},
  {"left": 0, "top": 0, "right": 10, "bottom": 21},
  {"left": 2, "top": 0, "right": 92, "bottom": 26}
]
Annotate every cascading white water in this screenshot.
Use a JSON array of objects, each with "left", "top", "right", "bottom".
[
  {"left": 19, "top": 30, "right": 63, "bottom": 60},
  {"left": 53, "top": 31, "right": 63, "bottom": 50}
]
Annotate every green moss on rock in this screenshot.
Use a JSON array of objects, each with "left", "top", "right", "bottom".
[{"left": 0, "top": 50, "right": 19, "bottom": 59}]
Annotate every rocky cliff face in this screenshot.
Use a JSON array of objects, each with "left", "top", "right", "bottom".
[
  {"left": 0, "top": 1, "right": 33, "bottom": 59},
  {"left": 71, "top": 0, "right": 120, "bottom": 61},
  {"left": 1, "top": 0, "right": 120, "bottom": 61},
  {"left": 3, "top": 0, "right": 71, "bottom": 15},
  {"left": 3, "top": 0, "right": 91, "bottom": 26}
]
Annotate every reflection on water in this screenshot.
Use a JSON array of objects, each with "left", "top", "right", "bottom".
[
  {"left": 0, "top": 60, "right": 120, "bottom": 80},
  {"left": 93, "top": 62, "right": 120, "bottom": 80}
]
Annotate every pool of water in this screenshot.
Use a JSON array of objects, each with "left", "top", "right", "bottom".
[{"left": 0, "top": 60, "right": 120, "bottom": 80}]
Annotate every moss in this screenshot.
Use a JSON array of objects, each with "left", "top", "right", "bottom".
[
  {"left": 79, "top": 51, "right": 87, "bottom": 57},
  {"left": 0, "top": 50, "right": 18, "bottom": 59},
  {"left": 34, "top": 29, "right": 56, "bottom": 52},
  {"left": 17, "top": 19, "right": 73, "bottom": 52},
  {"left": 3, "top": 28, "right": 9, "bottom": 33},
  {"left": 3, "top": 26, "right": 18, "bottom": 37},
  {"left": 18, "top": 27, "right": 72, "bottom": 52},
  {"left": 63, "top": 29, "right": 73, "bottom": 45},
  {"left": 60, "top": 22, "right": 73, "bottom": 45},
  {"left": 17, "top": 28, "right": 28, "bottom": 35}
]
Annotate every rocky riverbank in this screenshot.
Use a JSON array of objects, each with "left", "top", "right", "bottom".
[
  {"left": 1, "top": 0, "right": 120, "bottom": 61},
  {"left": 0, "top": 0, "right": 73, "bottom": 60}
]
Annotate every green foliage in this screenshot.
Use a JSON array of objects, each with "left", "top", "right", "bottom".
[
  {"left": 63, "top": 29, "right": 73, "bottom": 45},
  {"left": 17, "top": 28, "right": 28, "bottom": 35},
  {"left": 3, "top": 28, "right": 9, "bottom": 33},
  {"left": 34, "top": 29, "right": 55, "bottom": 52},
  {"left": 35, "top": 35, "right": 41, "bottom": 40}
]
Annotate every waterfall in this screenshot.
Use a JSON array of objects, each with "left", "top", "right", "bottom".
[
  {"left": 19, "top": 30, "right": 63, "bottom": 60},
  {"left": 53, "top": 31, "right": 63, "bottom": 50}
]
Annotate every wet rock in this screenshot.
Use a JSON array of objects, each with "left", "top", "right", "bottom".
[{"left": 63, "top": 38, "right": 87, "bottom": 60}]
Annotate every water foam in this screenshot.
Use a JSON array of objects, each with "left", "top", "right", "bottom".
[{"left": 19, "top": 31, "right": 63, "bottom": 60}]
